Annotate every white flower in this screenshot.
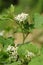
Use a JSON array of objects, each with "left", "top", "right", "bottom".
[
  {"left": 7, "top": 45, "right": 15, "bottom": 51},
  {"left": 6, "top": 45, "right": 18, "bottom": 60},
  {"left": 7, "top": 45, "right": 11, "bottom": 51},
  {"left": 11, "top": 46, "right": 15, "bottom": 51},
  {"left": 7, "top": 45, "right": 18, "bottom": 56},
  {"left": 27, "top": 51, "right": 35, "bottom": 57},
  {"left": 0, "top": 31, "right": 5, "bottom": 36},
  {"left": 15, "top": 13, "right": 28, "bottom": 22},
  {"left": 26, "top": 51, "right": 35, "bottom": 58}
]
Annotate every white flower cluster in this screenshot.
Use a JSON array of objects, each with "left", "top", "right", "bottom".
[
  {"left": 27, "top": 51, "right": 35, "bottom": 57},
  {"left": 15, "top": 13, "right": 28, "bottom": 23},
  {"left": 7, "top": 45, "right": 18, "bottom": 59},
  {"left": 26, "top": 51, "right": 35, "bottom": 58}
]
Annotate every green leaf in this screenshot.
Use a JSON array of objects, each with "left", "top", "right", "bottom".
[
  {"left": 0, "top": 4, "right": 15, "bottom": 31},
  {"left": 0, "top": 17, "right": 14, "bottom": 31},
  {"left": 9, "top": 4, "right": 15, "bottom": 14},
  {"left": 28, "top": 55, "right": 43, "bottom": 65},
  {"left": 17, "top": 43, "right": 39, "bottom": 59},
  {"left": 0, "top": 36, "right": 5, "bottom": 46},
  {"left": 0, "top": 36, "right": 14, "bottom": 49},
  {"left": 4, "top": 37, "right": 14, "bottom": 49},
  {"left": 0, "top": 51, "right": 9, "bottom": 65}
]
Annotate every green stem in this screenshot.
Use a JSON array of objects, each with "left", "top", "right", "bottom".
[
  {"left": 14, "top": 21, "right": 29, "bottom": 44},
  {"left": 23, "top": 32, "right": 29, "bottom": 43},
  {"left": 23, "top": 32, "right": 25, "bottom": 43}
]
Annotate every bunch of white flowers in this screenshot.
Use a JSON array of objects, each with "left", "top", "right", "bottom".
[
  {"left": 27, "top": 51, "right": 35, "bottom": 57},
  {"left": 6, "top": 45, "right": 18, "bottom": 59},
  {"left": 7, "top": 45, "right": 14, "bottom": 52},
  {"left": 26, "top": 51, "right": 35, "bottom": 59},
  {"left": 15, "top": 13, "right": 28, "bottom": 23}
]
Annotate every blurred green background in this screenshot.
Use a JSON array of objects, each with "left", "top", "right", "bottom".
[{"left": 0, "top": 0, "right": 43, "bottom": 14}]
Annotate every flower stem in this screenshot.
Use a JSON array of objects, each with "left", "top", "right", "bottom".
[
  {"left": 23, "top": 32, "right": 25, "bottom": 43},
  {"left": 23, "top": 32, "right": 29, "bottom": 43}
]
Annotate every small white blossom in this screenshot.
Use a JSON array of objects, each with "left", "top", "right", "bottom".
[
  {"left": 27, "top": 51, "right": 35, "bottom": 57},
  {"left": 11, "top": 46, "right": 15, "bottom": 51},
  {"left": 7, "top": 45, "right": 11, "bottom": 51},
  {"left": 26, "top": 51, "right": 35, "bottom": 58},
  {"left": 15, "top": 13, "right": 28, "bottom": 22},
  {"left": 6, "top": 45, "right": 18, "bottom": 59}
]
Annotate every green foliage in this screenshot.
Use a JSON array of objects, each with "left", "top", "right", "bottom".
[
  {"left": 22, "top": 22, "right": 34, "bottom": 33},
  {"left": 0, "top": 51, "right": 9, "bottom": 65},
  {"left": 34, "top": 13, "right": 43, "bottom": 29},
  {"left": 17, "top": 43, "right": 40, "bottom": 65},
  {"left": 5, "top": 61, "right": 21, "bottom": 65},
  {"left": 0, "top": 36, "right": 14, "bottom": 49},
  {"left": 0, "top": 1, "right": 43, "bottom": 65},
  {"left": 17, "top": 43, "right": 39, "bottom": 58},
  {"left": 14, "top": 0, "right": 43, "bottom": 15},
  {"left": 4, "top": 37, "right": 14, "bottom": 49},
  {"left": 0, "top": 4, "right": 15, "bottom": 31},
  {"left": 40, "top": 45, "right": 43, "bottom": 54},
  {"left": 0, "top": 36, "right": 5, "bottom": 45},
  {"left": 9, "top": 4, "right": 15, "bottom": 14},
  {"left": 28, "top": 55, "right": 43, "bottom": 65},
  {"left": 0, "top": 36, "right": 15, "bottom": 65},
  {"left": 19, "top": 0, "right": 38, "bottom": 7}
]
